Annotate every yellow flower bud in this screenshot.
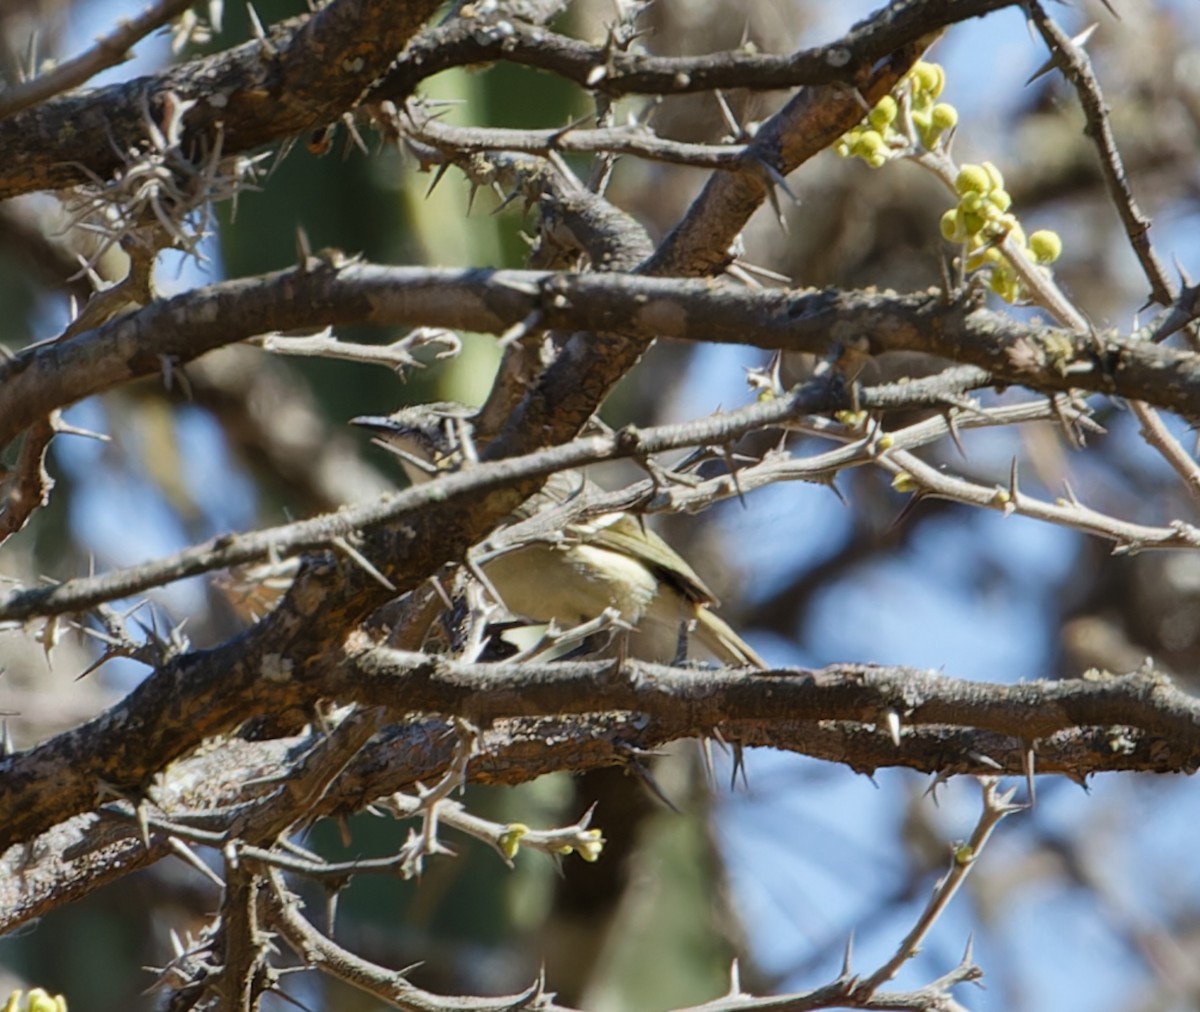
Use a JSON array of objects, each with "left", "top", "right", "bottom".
[
  {"left": 955, "top": 164, "right": 991, "bottom": 196},
  {"left": 965, "top": 245, "right": 1003, "bottom": 271},
  {"left": 868, "top": 95, "right": 898, "bottom": 131},
  {"left": 912, "top": 61, "right": 945, "bottom": 98},
  {"left": 853, "top": 130, "right": 886, "bottom": 158},
  {"left": 982, "top": 160, "right": 1005, "bottom": 191},
  {"left": 930, "top": 102, "right": 957, "bottom": 130},
  {"left": 987, "top": 188, "right": 1011, "bottom": 212},
  {"left": 891, "top": 472, "right": 919, "bottom": 494},
  {"left": 940, "top": 208, "right": 964, "bottom": 242},
  {"left": 989, "top": 264, "right": 1021, "bottom": 303},
  {"left": 929, "top": 63, "right": 946, "bottom": 98},
  {"left": 1029, "top": 229, "right": 1063, "bottom": 263},
  {"left": 960, "top": 209, "right": 987, "bottom": 237},
  {"left": 959, "top": 191, "right": 985, "bottom": 214},
  {"left": 577, "top": 829, "right": 605, "bottom": 862},
  {"left": 499, "top": 823, "right": 529, "bottom": 860},
  {"left": 26, "top": 994, "right": 65, "bottom": 1012}
]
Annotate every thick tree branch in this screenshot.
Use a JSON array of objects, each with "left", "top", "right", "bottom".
[
  {"left": 373, "top": 0, "right": 1018, "bottom": 104},
  {"left": 0, "top": 0, "right": 1021, "bottom": 203},
  {"left": 2, "top": 661, "right": 1194, "bottom": 935},
  {"left": 0, "top": 0, "right": 443, "bottom": 200},
  {"left": 6, "top": 264, "right": 1200, "bottom": 454}
]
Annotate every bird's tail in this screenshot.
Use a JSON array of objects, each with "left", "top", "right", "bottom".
[{"left": 693, "top": 608, "right": 766, "bottom": 669}]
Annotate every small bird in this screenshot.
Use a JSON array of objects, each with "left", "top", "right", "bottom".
[{"left": 351, "top": 403, "right": 764, "bottom": 668}]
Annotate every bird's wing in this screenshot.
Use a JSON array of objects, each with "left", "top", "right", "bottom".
[{"left": 576, "top": 511, "right": 719, "bottom": 607}]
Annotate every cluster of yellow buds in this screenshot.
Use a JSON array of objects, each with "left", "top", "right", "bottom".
[
  {"left": 3, "top": 991, "right": 66, "bottom": 1012},
  {"left": 556, "top": 828, "right": 604, "bottom": 863},
  {"left": 499, "top": 822, "right": 605, "bottom": 863},
  {"left": 940, "top": 161, "right": 1063, "bottom": 302},
  {"left": 836, "top": 61, "right": 958, "bottom": 167}
]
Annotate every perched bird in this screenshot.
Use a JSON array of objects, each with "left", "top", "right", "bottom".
[{"left": 351, "top": 403, "right": 763, "bottom": 668}]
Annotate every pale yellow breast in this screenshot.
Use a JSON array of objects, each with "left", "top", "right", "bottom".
[{"left": 482, "top": 542, "right": 659, "bottom": 629}]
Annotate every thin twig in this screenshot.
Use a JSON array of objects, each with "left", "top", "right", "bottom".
[{"left": 0, "top": 0, "right": 196, "bottom": 120}]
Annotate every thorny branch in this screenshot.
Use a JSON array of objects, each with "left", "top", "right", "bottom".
[
  {"left": 6, "top": 262, "right": 1200, "bottom": 450},
  {"left": 2, "top": 669, "right": 1183, "bottom": 940},
  {"left": 1, "top": 650, "right": 1195, "bottom": 881}
]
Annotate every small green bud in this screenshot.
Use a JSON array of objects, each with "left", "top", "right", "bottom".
[
  {"left": 965, "top": 245, "right": 1003, "bottom": 271},
  {"left": 891, "top": 472, "right": 919, "bottom": 494},
  {"left": 960, "top": 209, "right": 988, "bottom": 236},
  {"left": 1029, "top": 229, "right": 1063, "bottom": 263},
  {"left": 987, "top": 188, "right": 1011, "bottom": 212},
  {"left": 930, "top": 102, "right": 957, "bottom": 130},
  {"left": 576, "top": 829, "right": 605, "bottom": 862},
  {"left": 955, "top": 164, "right": 991, "bottom": 196},
  {"left": 940, "top": 208, "right": 963, "bottom": 241},
  {"left": 912, "top": 61, "right": 945, "bottom": 98},
  {"left": 868, "top": 95, "right": 898, "bottom": 131},
  {"left": 852, "top": 129, "right": 889, "bottom": 168},
  {"left": 930, "top": 63, "right": 946, "bottom": 98},
  {"left": 989, "top": 264, "right": 1022, "bottom": 303},
  {"left": 959, "top": 191, "right": 985, "bottom": 214},
  {"left": 499, "top": 823, "right": 529, "bottom": 860},
  {"left": 854, "top": 130, "right": 886, "bottom": 157},
  {"left": 982, "top": 160, "right": 1005, "bottom": 191}
]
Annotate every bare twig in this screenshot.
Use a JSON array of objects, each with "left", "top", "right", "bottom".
[
  {"left": 1025, "top": 3, "right": 1174, "bottom": 309},
  {"left": 0, "top": 0, "right": 196, "bottom": 120},
  {"left": 854, "top": 779, "right": 1023, "bottom": 996}
]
